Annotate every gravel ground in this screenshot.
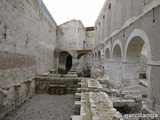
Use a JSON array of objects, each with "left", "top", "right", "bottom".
[{"left": 3, "top": 94, "right": 75, "bottom": 120}]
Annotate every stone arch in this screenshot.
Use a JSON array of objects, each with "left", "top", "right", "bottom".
[
  {"left": 77, "top": 53, "right": 85, "bottom": 59},
  {"left": 125, "top": 37, "right": 145, "bottom": 63},
  {"left": 98, "top": 50, "right": 101, "bottom": 61},
  {"left": 124, "top": 29, "right": 151, "bottom": 62},
  {"left": 58, "top": 51, "right": 72, "bottom": 74},
  {"left": 110, "top": 40, "right": 123, "bottom": 81},
  {"left": 123, "top": 29, "right": 151, "bottom": 85},
  {"left": 112, "top": 40, "right": 123, "bottom": 61},
  {"left": 105, "top": 47, "right": 111, "bottom": 61},
  {"left": 95, "top": 51, "right": 98, "bottom": 60},
  {"left": 104, "top": 46, "right": 111, "bottom": 79}
]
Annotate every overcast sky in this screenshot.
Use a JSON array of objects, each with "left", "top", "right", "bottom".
[{"left": 42, "top": 0, "right": 106, "bottom": 27}]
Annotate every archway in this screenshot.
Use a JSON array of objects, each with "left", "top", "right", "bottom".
[
  {"left": 112, "top": 44, "right": 122, "bottom": 61},
  {"left": 124, "top": 36, "right": 146, "bottom": 85},
  {"left": 98, "top": 50, "right": 101, "bottom": 61},
  {"left": 139, "top": 44, "right": 147, "bottom": 79},
  {"left": 66, "top": 55, "right": 72, "bottom": 72},
  {"left": 123, "top": 29, "right": 160, "bottom": 112},
  {"left": 95, "top": 51, "right": 97, "bottom": 61},
  {"left": 124, "top": 36, "right": 149, "bottom": 98},
  {"left": 111, "top": 44, "right": 122, "bottom": 81},
  {"left": 105, "top": 48, "right": 110, "bottom": 61},
  {"left": 104, "top": 48, "right": 111, "bottom": 79},
  {"left": 58, "top": 51, "right": 72, "bottom": 74}
]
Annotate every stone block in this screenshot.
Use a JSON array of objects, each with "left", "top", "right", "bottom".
[{"left": 48, "top": 84, "right": 66, "bottom": 95}]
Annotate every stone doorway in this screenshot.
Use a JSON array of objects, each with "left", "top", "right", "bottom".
[{"left": 58, "top": 51, "right": 72, "bottom": 74}]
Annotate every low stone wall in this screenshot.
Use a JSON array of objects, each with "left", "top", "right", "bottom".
[
  {"left": 35, "top": 76, "right": 80, "bottom": 94},
  {"left": 0, "top": 79, "right": 35, "bottom": 118},
  {"left": 72, "top": 78, "right": 122, "bottom": 120}
]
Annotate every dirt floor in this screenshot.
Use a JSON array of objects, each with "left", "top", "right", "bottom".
[{"left": 2, "top": 94, "right": 75, "bottom": 120}]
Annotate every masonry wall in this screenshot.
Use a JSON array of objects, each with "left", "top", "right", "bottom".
[
  {"left": 95, "top": 0, "right": 157, "bottom": 45},
  {"left": 56, "top": 19, "right": 85, "bottom": 53},
  {"left": 0, "top": 0, "right": 56, "bottom": 117},
  {"left": 93, "top": 0, "right": 160, "bottom": 116},
  {"left": 84, "top": 30, "right": 95, "bottom": 50}
]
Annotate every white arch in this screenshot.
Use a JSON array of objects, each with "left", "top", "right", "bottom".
[
  {"left": 95, "top": 50, "right": 98, "bottom": 60},
  {"left": 98, "top": 47, "right": 104, "bottom": 56},
  {"left": 124, "top": 29, "right": 151, "bottom": 62},
  {"left": 104, "top": 46, "right": 111, "bottom": 60},
  {"left": 111, "top": 39, "right": 123, "bottom": 61},
  {"left": 104, "top": 44, "right": 111, "bottom": 54}
]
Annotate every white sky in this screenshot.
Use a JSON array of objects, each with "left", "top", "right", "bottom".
[{"left": 42, "top": 0, "right": 106, "bottom": 27}]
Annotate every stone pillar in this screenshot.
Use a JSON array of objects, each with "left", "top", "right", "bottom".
[
  {"left": 104, "top": 12, "right": 108, "bottom": 39},
  {"left": 110, "top": 61, "right": 122, "bottom": 81},
  {"left": 121, "top": 62, "right": 139, "bottom": 85},
  {"left": 146, "top": 64, "right": 160, "bottom": 116},
  {"left": 104, "top": 60, "right": 111, "bottom": 79}
]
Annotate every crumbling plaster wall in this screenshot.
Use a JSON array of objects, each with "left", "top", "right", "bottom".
[
  {"left": 56, "top": 19, "right": 85, "bottom": 53},
  {"left": 77, "top": 30, "right": 94, "bottom": 75},
  {"left": 84, "top": 30, "right": 95, "bottom": 50},
  {"left": 0, "top": 0, "right": 56, "bottom": 117},
  {"left": 56, "top": 19, "right": 86, "bottom": 70},
  {"left": 0, "top": 0, "right": 56, "bottom": 87}
]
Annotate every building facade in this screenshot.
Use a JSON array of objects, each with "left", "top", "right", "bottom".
[{"left": 92, "top": 0, "right": 160, "bottom": 115}]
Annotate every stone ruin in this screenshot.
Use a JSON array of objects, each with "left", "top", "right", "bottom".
[{"left": 0, "top": 0, "right": 160, "bottom": 120}]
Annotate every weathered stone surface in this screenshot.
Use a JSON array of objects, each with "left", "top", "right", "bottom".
[
  {"left": 72, "top": 78, "right": 122, "bottom": 120},
  {"left": 92, "top": 0, "right": 160, "bottom": 116},
  {"left": 120, "top": 86, "right": 142, "bottom": 101}
]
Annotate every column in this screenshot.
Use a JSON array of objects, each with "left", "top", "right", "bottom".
[
  {"left": 146, "top": 64, "right": 160, "bottom": 116},
  {"left": 121, "top": 62, "right": 139, "bottom": 85},
  {"left": 110, "top": 61, "right": 122, "bottom": 81},
  {"left": 104, "top": 60, "right": 111, "bottom": 79}
]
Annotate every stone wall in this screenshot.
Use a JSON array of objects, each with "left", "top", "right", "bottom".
[
  {"left": 84, "top": 28, "right": 95, "bottom": 50},
  {"left": 95, "top": 0, "right": 159, "bottom": 45},
  {"left": 0, "top": 0, "right": 56, "bottom": 117},
  {"left": 92, "top": 0, "right": 160, "bottom": 116},
  {"left": 35, "top": 76, "right": 80, "bottom": 94},
  {"left": 0, "top": 0, "right": 57, "bottom": 87},
  {"left": 56, "top": 19, "right": 88, "bottom": 72},
  {"left": 56, "top": 19, "right": 85, "bottom": 53}
]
